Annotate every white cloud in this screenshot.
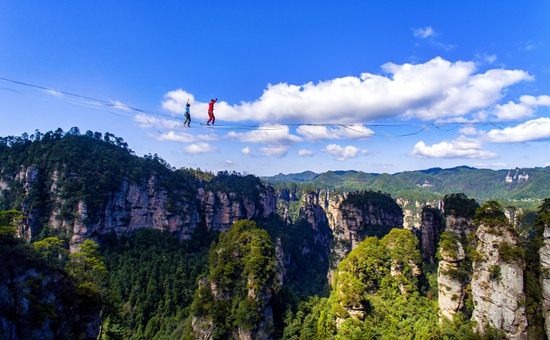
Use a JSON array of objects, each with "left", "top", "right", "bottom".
[
  {"left": 410, "top": 136, "right": 498, "bottom": 159},
  {"left": 153, "top": 131, "right": 194, "bottom": 142},
  {"left": 227, "top": 124, "right": 302, "bottom": 144},
  {"left": 298, "top": 149, "right": 315, "bottom": 157},
  {"left": 431, "top": 40, "right": 455, "bottom": 51},
  {"left": 162, "top": 90, "right": 196, "bottom": 114},
  {"left": 414, "top": 27, "right": 434, "bottom": 38},
  {"left": 296, "top": 125, "right": 339, "bottom": 142},
  {"left": 241, "top": 147, "right": 254, "bottom": 156},
  {"left": 259, "top": 145, "right": 290, "bottom": 157},
  {"left": 459, "top": 126, "right": 482, "bottom": 136},
  {"left": 44, "top": 89, "right": 62, "bottom": 97},
  {"left": 221, "top": 160, "right": 237, "bottom": 166},
  {"left": 296, "top": 124, "right": 374, "bottom": 142},
  {"left": 524, "top": 40, "right": 542, "bottom": 51},
  {"left": 197, "top": 133, "right": 219, "bottom": 141},
  {"left": 521, "top": 94, "right": 550, "bottom": 106},
  {"left": 484, "top": 117, "right": 550, "bottom": 143},
  {"left": 321, "top": 144, "right": 368, "bottom": 161},
  {"left": 111, "top": 100, "right": 131, "bottom": 111},
  {"left": 135, "top": 114, "right": 180, "bottom": 129},
  {"left": 184, "top": 143, "right": 218, "bottom": 155},
  {"left": 160, "top": 57, "right": 533, "bottom": 125},
  {"left": 491, "top": 95, "right": 550, "bottom": 121},
  {"left": 339, "top": 124, "right": 375, "bottom": 139},
  {"left": 413, "top": 27, "right": 454, "bottom": 50},
  {"left": 401, "top": 64, "right": 532, "bottom": 121},
  {"left": 492, "top": 101, "right": 533, "bottom": 120},
  {"left": 484, "top": 54, "right": 497, "bottom": 64}
]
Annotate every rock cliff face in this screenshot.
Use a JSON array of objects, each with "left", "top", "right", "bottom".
[
  {"left": 325, "top": 191, "right": 404, "bottom": 278},
  {"left": 539, "top": 223, "right": 550, "bottom": 337},
  {"left": 470, "top": 223, "right": 527, "bottom": 340},
  {"left": 0, "top": 247, "right": 100, "bottom": 340},
  {"left": 539, "top": 221, "right": 550, "bottom": 338},
  {"left": 188, "top": 220, "right": 278, "bottom": 340},
  {"left": 438, "top": 236, "right": 467, "bottom": 320},
  {"left": 298, "top": 191, "right": 332, "bottom": 257},
  {"left": 437, "top": 216, "right": 475, "bottom": 321},
  {"left": 191, "top": 277, "right": 275, "bottom": 340},
  {"left": 396, "top": 198, "right": 443, "bottom": 230},
  {"left": 437, "top": 214, "right": 528, "bottom": 340},
  {"left": 417, "top": 207, "right": 443, "bottom": 264},
  {"left": 275, "top": 190, "right": 404, "bottom": 283},
  {"left": 4, "top": 167, "right": 276, "bottom": 249},
  {"left": 12, "top": 166, "right": 41, "bottom": 241}
]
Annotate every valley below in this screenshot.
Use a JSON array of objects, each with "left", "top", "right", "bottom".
[{"left": 1, "top": 129, "right": 550, "bottom": 339}]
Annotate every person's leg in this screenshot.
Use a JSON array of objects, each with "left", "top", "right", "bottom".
[{"left": 207, "top": 111, "right": 213, "bottom": 124}]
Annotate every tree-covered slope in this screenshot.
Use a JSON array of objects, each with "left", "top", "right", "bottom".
[
  {"left": 185, "top": 220, "right": 279, "bottom": 339},
  {"left": 0, "top": 129, "right": 334, "bottom": 339},
  {"left": 0, "top": 128, "right": 203, "bottom": 238},
  {"left": 263, "top": 166, "right": 550, "bottom": 204},
  {"left": 0, "top": 210, "right": 105, "bottom": 340}
]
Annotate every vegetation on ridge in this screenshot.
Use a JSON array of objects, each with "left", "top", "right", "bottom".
[
  {"left": 3, "top": 129, "right": 550, "bottom": 339},
  {"left": 263, "top": 166, "right": 550, "bottom": 209}
]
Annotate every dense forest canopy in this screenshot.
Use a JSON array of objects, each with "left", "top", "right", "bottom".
[
  {"left": 2, "top": 128, "right": 550, "bottom": 339},
  {"left": 263, "top": 166, "right": 550, "bottom": 209}
]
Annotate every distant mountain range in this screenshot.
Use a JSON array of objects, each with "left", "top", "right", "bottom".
[{"left": 262, "top": 166, "right": 550, "bottom": 204}]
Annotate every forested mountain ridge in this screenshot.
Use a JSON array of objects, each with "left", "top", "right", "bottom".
[
  {"left": 264, "top": 165, "right": 550, "bottom": 203},
  {"left": 2, "top": 129, "right": 550, "bottom": 339},
  {"left": 0, "top": 128, "right": 277, "bottom": 247},
  {"left": 0, "top": 129, "right": 333, "bottom": 338}
]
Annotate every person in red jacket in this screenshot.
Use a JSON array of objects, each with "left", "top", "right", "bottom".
[{"left": 206, "top": 98, "right": 218, "bottom": 126}]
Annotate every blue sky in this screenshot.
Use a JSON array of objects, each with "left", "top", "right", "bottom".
[{"left": 1, "top": 1, "right": 549, "bottom": 176}]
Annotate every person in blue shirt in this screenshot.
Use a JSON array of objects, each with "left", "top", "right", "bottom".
[{"left": 183, "top": 99, "right": 191, "bottom": 127}]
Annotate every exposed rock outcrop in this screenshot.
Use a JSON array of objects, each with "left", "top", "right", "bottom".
[
  {"left": 0, "top": 248, "right": 100, "bottom": 340},
  {"left": 326, "top": 191, "right": 403, "bottom": 278},
  {"left": 275, "top": 238, "right": 286, "bottom": 285},
  {"left": 188, "top": 220, "right": 277, "bottom": 340},
  {"left": 471, "top": 223, "right": 527, "bottom": 340},
  {"left": 298, "top": 191, "right": 332, "bottom": 257},
  {"left": 397, "top": 198, "right": 443, "bottom": 230},
  {"left": 15, "top": 166, "right": 41, "bottom": 241},
  {"left": 192, "top": 278, "right": 275, "bottom": 340},
  {"left": 437, "top": 216, "right": 476, "bottom": 322},
  {"left": 417, "top": 207, "right": 443, "bottom": 264},
  {"left": 438, "top": 237, "right": 467, "bottom": 320},
  {"left": 539, "top": 219, "right": 550, "bottom": 338},
  {"left": 5, "top": 167, "right": 277, "bottom": 249}
]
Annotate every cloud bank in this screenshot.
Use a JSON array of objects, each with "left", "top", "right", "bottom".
[
  {"left": 484, "top": 117, "right": 550, "bottom": 143},
  {"left": 161, "top": 57, "right": 532, "bottom": 124},
  {"left": 151, "top": 56, "right": 549, "bottom": 161},
  {"left": 321, "top": 144, "right": 369, "bottom": 161},
  {"left": 184, "top": 143, "right": 218, "bottom": 155},
  {"left": 410, "top": 136, "right": 497, "bottom": 159}
]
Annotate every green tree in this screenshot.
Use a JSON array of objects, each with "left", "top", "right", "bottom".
[
  {"left": 68, "top": 239, "right": 107, "bottom": 285},
  {"left": 474, "top": 200, "right": 508, "bottom": 226},
  {"left": 443, "top": 193, "right": 479, "bottom": 218},
  {"left": 33, "top": 236, "right": 68, "bottom": 267},
  {"left": 0, "top": 209, "right": 21, "bottom": 235},
  {"left": 188, "top": 219, "right": 279, "bottom": 339}
]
